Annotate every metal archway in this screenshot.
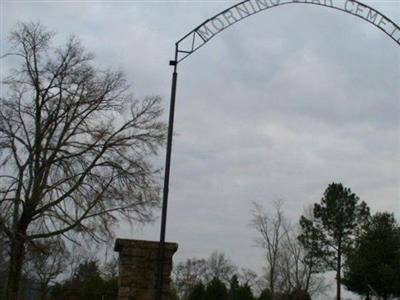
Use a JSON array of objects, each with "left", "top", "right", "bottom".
[
  {"left": 177, "top": 0, "right": 400, "bottom": 63},
  {"left": 155, "top": 1, "right": 400, "bottom": 299}
]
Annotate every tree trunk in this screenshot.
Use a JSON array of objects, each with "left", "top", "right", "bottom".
[
  {"left": 5, "top": 235, "right": 26, "bottom": 300},
  {"left": 305, "top": 258, "right": 313, "bottom": 293},
  {"left": 39, "top": 283, "right": 48, "bottom": 300},
  {"left": 270, "top": 268, "right": 274, "bottom": 300},
  {"left": 336, "top": 247, "right": 341, "bottom": 300}
]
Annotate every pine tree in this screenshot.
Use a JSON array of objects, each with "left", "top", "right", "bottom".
[
  {"left": 343, "top": 212, "right": 400, "bottom": 300},
  {"left": 204, "top": 277, "right": 228, "bottom": 300},
  {"left": 228, "top": 275, "right": 240, "bottom": 300},
  {"left": 236, "top": 284, "right": 255, "bottom": 300},
  {"left": 299, "top": 183, "right": 370, "bottom": 300},
  {"left": 188, "top": 282, "right": 206, "bottom": 300}
]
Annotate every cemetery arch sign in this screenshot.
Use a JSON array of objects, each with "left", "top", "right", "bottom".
[
  {"left": 155, "top": 1, "right": 400, "bottom": 299},
  {"left": 176, "top": 0, "right": 400, "bottom": 62}
]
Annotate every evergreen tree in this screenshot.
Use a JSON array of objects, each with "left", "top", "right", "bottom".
[
  {"left": 236, "top": 284, "right": 255, "bottom": 300},
  {"left": 79, "top": 275, "right": 104, "bottom": 300},
  {"left": 168, "top": 285, "right": 179, "bottom": 300},
  {"left": 258, "top": 289, "right": 273, "bottom": 300},
  {"left": 50, "top": 259, "right": 118, "bottom": 300},
  {"left": 288, "top": 289, "right": 312, "bottom": 300},
  {"left": 343, "top": 212, "right": 400, "bottom": 300},
  {"left": 228, "top": 275, "right": 255, "bottom": 300},
  {"left": 228, "top": 275, "right": 240, "bottom": 300},
  {"left": 299, "top": 183, "right": 370, "bottom": 300},
  {"left": 188, "top": 282, "right": 206, "bottom": 300},
  {"left": 74, "top": 260, "right": 102, "bottom": 283},
  {"left": 204, "top": 277, "right": 228, "bottom": 300}
]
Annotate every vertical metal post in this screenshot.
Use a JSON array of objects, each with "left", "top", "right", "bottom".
[{"left": 155, "top": 46, "right": 178, "bottom": 300}]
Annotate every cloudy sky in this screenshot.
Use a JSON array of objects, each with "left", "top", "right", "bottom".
[{"left": 1, "top": 0, "right": 399, "bottom": 297}]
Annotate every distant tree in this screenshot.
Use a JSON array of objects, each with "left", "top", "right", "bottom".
[
  {"left": 271, "top": 290, "right": 311, "bottom": 300},
  {"left": 23, "top": 239, "right": 69, "bottom": 300},
  {"left": 173, "top": 257, "right": 207, "bottom": 299},
  {"left": 258, "top": 288, "right": 273, "bottom": 300},
  {"left": 173, "top": 255, "right": 259, "bottom": 300},
  {"left": 343, "top": 212, "right": 400, "bottom": 300},
  {"left": 50, "top": 258, "right": 117, "bottom": 300},
  {"left": 169, "top": 285, "right": 179, "bottom": 300},
  {"left": 238, "top": 268, "right": 260, "bottom": 293},
  {"left": 99, "top": 255, "right": 119, "bottom": 299},
  {"left": 287, "top": 289, "right": 312, "bottom": 300},
  {"left": 204, "top": 251, "right": 237, "bottom": 285},
  {"left": 102, "top": 276, "right": 118, "bottom": 300},
  {"left": 251, "top": 201, "right": 287, "bottom": 299},
  {"left": 188, "top": 282, "right": 206, "bottom": 300},
  {"left": 0, "top": 22, "right": 165, "bottom": 299},
  {"left": 102, "top": 255, "right": 118, "bottom": 280},
  {"left": 68, "top": 259, "right": 105, "bottom": 300},
  {"left": 204, "top": 277, "right": 228, "bottom": 300},
  {"left": 79, "top": 276, "right": 105, "bottom": 300},
  {"left": 228, "top": 275, "right": 240, "bottom": 300},
  {"left": 74, "top": 259, "right": 101, "bottom": 283},
  {"left": 50, "top": 282, "right": 64, "bottom": 299},
  {"left": 228, "top": 273, "right": 256, "bottom": 300},
  {"left": 280, "top": 221, "right": 327, "bottom": 297},
  {"left": 297, "top": 206, "right": 327, "bottom": 292},
  {"left": 235, "top": 284, "right": 255, "bottom": 300},
  {"left": 269, "top": 205, "right": 329, "bottom": 297},
  {"left": 299, "top": 183, "right": 370, "bottom": 300}
]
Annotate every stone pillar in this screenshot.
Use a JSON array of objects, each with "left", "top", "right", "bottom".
[{"left": 114, "top": 239, "right": 178, "bottom": 300}]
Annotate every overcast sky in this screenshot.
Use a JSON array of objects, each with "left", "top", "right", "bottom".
[{"left": 1, "top": 0, "right": 399, "bottom": 297}]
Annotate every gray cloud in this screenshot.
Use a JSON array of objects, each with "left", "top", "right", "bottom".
[{"left": 2, "top": 1, "right": 399, "bottom": 298}]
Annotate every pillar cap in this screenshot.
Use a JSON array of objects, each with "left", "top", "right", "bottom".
[{"left": 114, "top": 238, "right": 178, "bottom": 253}]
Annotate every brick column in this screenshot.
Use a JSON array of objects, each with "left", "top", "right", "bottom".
[{"left": 114, "top": 239, "right": 178, "bottom": 300}]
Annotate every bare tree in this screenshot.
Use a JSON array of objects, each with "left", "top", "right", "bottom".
[
  {"left": 238, "top": 268, "right": 263, "bottom": 296},
  {"left": 251, "top": 201, "right": 286, "bottom": 300},
  {"left": 238, "top": 268, "right": 258, "bottom": 288},
  {"left": 0, "top": 22, "right": 165, "bottom": 299},
  {"left": 102, "top": 255, "right": 118, "bottom": 280},
  {"left": 252, "top": 202, "right": 328, "bottom": 299},
  {"left": 172, "top": 257, "right": 207, "bottom": 300},
  {"left": 172, "top": 251, "right": 238, "bottom": 299},
  {"left": 23, "top": 239, "right": 70, "bottom": 300},
  {"left": 204, "top": 250, "right": 237, "bottom": 285},
  {"left": 277, "top": 223, "right": 328, "bottom": 298}
]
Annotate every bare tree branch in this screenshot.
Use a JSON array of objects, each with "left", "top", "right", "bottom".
[{"left": 0, "top": 22, "right": 166, "bottom": 299}]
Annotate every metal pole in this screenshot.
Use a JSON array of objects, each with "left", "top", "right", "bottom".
[{"left": 155, "top": 47, "right": 178, "bottom": 300}]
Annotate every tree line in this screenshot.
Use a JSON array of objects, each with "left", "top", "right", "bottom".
[
  {"left": 0, "top": 255, "right": 118, "bottom": 300},
  {"left": 1, "top": 22, "right": 399, "bottom": 300},
  {"left": 171, "top": 183, "right": 400, "bottom": 300}
]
